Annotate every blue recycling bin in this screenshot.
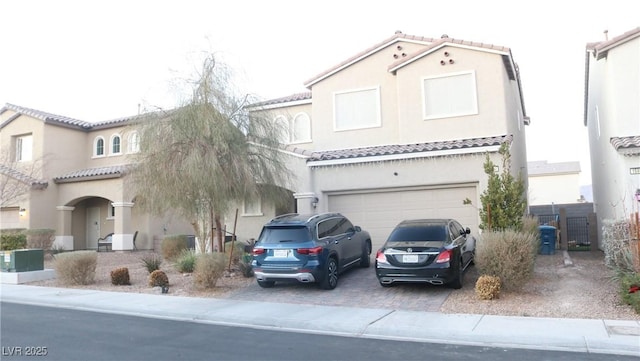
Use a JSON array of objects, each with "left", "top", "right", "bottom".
[{"left": 539, "top": 225, "right": 557, "bottom": 255}]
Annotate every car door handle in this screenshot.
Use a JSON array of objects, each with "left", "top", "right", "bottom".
[{"left": 334, "top": 240, "right": 339, "bottom": 244}]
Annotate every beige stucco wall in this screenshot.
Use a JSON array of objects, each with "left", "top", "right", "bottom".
[
  {"left": 587, "top": 35, "right": 640, "bottom": 249},
  {"left": 528, "top": 173, "right": 581, "bottom": 206}
]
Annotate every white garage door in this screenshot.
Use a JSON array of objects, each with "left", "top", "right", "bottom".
[{"left": 328, "top": 186, "right": 478, "bottom": 251}]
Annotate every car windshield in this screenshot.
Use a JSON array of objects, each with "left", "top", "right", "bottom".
[
  {"left": 258, "top": 226, "right": 312, "bottom": 244},
  {"left": 386, "top": 224, "right": 447, "bottom": 246}
]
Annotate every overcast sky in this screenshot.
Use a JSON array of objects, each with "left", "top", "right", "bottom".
[{"left": 2, "top": 0, "right": 639, "bottom": 186}]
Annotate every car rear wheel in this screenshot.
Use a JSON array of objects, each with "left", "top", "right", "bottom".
[
  {"left": 257, "top": 280, "right": 275, "bottom": 288},
  {"left": 359, "top": 242, "right": 371, "bottom": 268},
  {"left": 320, "top": 257, "right": 338, "bottom": 290},
  {"left": 449, "top": 261, "right": 464, "bottom": 289},
  {"left": 378, "top": 281, "right": 393, "bottom": 288}
]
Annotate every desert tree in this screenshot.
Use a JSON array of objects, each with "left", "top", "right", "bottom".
[
  {"left": 479, "top": 142, "right": 527, "bottom": 231},
  {"left": 0, "top": 145, "right": 46, "bottom": 208},
  {"left": 130, "top": 53, "right": 292, "bottom": 252}
]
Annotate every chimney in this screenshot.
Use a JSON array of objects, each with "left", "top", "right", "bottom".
[{"left": 604, "top": 30, "right": 609, "bottom": 41}]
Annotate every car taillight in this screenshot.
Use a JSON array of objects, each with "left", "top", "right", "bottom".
[
  {"left": 252, "top": 248, "right": 266, "bottom": 255},
  {"left": 376, "top": 250, "right": 388, "bottom": 264},
  {"left": 436, "top": 249, "right": 452, "bottom": 263},
  {"left": 297, "top": 246, "right": 323, "bottom": 255}
]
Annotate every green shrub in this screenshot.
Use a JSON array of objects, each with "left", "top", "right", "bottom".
[
  {"left": 55, "top": 251, "right": 97, "bottom": 285},
  {"left": 110, "top": 267, "right": 131, "bottom": 285},
  {"left": 149, "top": 270, "right": 169, "bottom": 287},
  {"left": 194, "top": 252, "right": 226, "bottom": 289},
  {"left": 175, "top": 249, "right": 197, "bottom": 273},
  {"left": 224, "top": 241, "right": 245, "bottom": 266},
  {"left": 238, "top": 253, "right": 254, "bottom": 277},
  {"left": 475, "top": 230, "right": 537, "bottom": 291},
  {"left": 140, "top": 253, "right": 162, "bottom": 273},
  {"left": 0, "top": 229, "right": 27, "bottom": 250},
  {"left": 161, "top": 235, "right": 189, "bottom": 261},
  {"left": 26, "top": 228, "right": 56, "bottom": 250},
  {"left": 475, "top": 275, "right": 501, "bottom": 300},
  {"left": 521, "top": 216, "right": 540, "bottom": 238},
  {"left": 619, "top": 272, "right": 640, "bottom": 314}
]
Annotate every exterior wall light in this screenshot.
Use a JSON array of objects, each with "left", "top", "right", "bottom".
[
  {"left": 19, "top": 208, "right": 26, "bottom": 217},
  {"left": 312, "top": 197, "right": 319, "bottom": 209},
  {"left": 635, "top": 189, "right": 640, "bottom": 202}
]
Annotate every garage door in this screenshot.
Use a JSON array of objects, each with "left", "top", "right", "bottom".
[{"left": 328, "top": 186, "right": 478, "bottom": 250}]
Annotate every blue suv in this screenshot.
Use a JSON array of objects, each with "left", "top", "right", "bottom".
[{"left": 251, "top": 213, "right": 372, "bottom": 290}]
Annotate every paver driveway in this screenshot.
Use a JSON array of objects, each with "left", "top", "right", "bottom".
[{"left": 226, "top": 264, "right": 453, "bottom": 312}]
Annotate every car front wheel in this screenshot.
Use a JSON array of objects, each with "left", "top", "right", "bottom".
[
  {"left": 320, "top": 257, "right": 338, "bottom": 290},
  {"left": 359, "top": 242, "right": 371, "bottom": 268}
]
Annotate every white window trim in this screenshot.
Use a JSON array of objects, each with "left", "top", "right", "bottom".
[
  {"left": 127, "top": 131, "right": 140, "bottom": 154},
  {"left": 421, "top": 70, "right": 478, "bottom": 120},
  {"left": 290, "top": 112, "right": 312, "bottom": 144},
  {"left": 274, "top": 115, "right": 290, "bottom": 144},
  {"left": 110, "top": 134, "right": 122, "bottom": 156},
  {"left": 242, "top": 198, "right": 263, "bottom": 217},
  {"left": 15, "top": 134, "right": 33, "bottom": 162},
  {"left": 93, "top": 136, "right": 106, "bottom": 158},
  {"left": 333, "top": 86, "right": 382, "bottom": 132}
]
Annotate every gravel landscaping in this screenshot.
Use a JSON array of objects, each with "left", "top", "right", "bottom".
[{"left": 26, "top": 249, "right": 640, "bottom": 321}]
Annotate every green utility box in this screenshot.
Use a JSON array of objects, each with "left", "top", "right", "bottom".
[{"left": 0, "top": 249, "right": 44, "bottom": 272}]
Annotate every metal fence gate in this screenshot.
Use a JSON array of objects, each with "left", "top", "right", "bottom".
[{"left": 566, "top": 216, "right": 590, "bottom": 251}]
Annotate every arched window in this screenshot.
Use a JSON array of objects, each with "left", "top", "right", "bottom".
[
  {"left": 94, "top": 137, "right": 105, "bottom": 157},
  {"left": 274, "top": 115, "right": 290, "bottom": 144},
  {"left": 128, "top": 132, "right": 140, "bottom": 153},
  {"left": 292, "top": 112, "right": 311, "bottom": 143},
  {"left": 111, "top": 134, "right": 121, "bottom": 155}
]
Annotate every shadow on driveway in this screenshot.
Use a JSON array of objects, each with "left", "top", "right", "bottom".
[{"left": 225, "top": 264, "right": 453, "bottom": 312}]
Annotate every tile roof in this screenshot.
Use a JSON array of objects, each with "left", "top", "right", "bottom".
[
  {"left": 304, "top": 32, "right": 513, "bottom": 89},
  {"left": 54, "top": 165, "right": 131, "bottom": 183},
  {"left": 285, "top": 135, "right": 511, "bottom": 164},
  {"left": 1, "top": 103, "right": 92, "bottom": 130},
  {"left": 1, "top": 103, "right": 167, "bottom": 131},
  {"left": 610, "top": 135, "right": 640, "bottom": 156},
  {"left": 588, "top": 27, "right": 640, "bottom": 59},
  {"left": 304, "top": 32, "right": 438, "bottom": 88},
  {"left": 250, "top": 92, "right": 312, "bottom": 108},
  {"left": 0, "top": 164, "right": 48, "bottom": 189}
]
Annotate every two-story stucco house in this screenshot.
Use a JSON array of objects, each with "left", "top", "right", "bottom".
[
  {"left": 527, "top": 160, "right": 583, "bottom": 206},
  {"left": 235, "top": 31, "right": 530, "bottom": 250},
  {"left": 1, "top": 31, "right": 530, "bottom": 252},
  {"left": 584, "top": 27, "right": 640, "bottom": 249},
  {"left": 0, "top": 106, "right": 193, "bottom": 251}
]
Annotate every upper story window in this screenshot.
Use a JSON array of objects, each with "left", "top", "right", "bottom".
[
  {"left": 128, "top": 132, "right": 140, "bottom": 153},
  {"left": 334, "top": 86, "right": 381, "bottom": 131},
  {"left": 292, "top": 113, "right": 312, "bottom": 143},
  {"left": 15, "top": 134, "right": 33, "bottom": 162},
  {"left": 423, "top": 71, "right": 478, "bottom": 120},
  {"left": 243, "top": 197, "right": 262, "bottom": 216},
  {"left": 274, "top": 115, "right": 290, "bottom": 144},
  {"left": 111, "top": 134, "right": 121, "bottom": 155},
  {"left": 94, "top": 137, "right": 105, "bottom": 157}
]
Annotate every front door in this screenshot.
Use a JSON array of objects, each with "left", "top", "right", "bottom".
[{"left": 86, "top": 207, "right": 100, "bottom": 249}]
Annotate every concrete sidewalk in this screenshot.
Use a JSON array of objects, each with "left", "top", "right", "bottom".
[{"left": 1, "top": 284, "right": 638, "bottom": 357}]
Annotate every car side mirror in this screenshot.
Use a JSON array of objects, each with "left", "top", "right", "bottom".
[
  {"left": 465, "top": 227, "right": 471, "bottom": 235},
  {"left": 354, "top": 226, "right": 361, "bottom": 232}
]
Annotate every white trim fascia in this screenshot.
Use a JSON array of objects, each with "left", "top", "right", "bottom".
[
  {"left": 307, "top": 145, "right": 501, "bottom": 168},
  {"left": 389, "top": 43, "right": 510, "bottom": 73}
]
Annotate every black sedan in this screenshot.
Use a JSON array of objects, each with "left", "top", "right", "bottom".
[{"left": 375, "top": 218, "right": 476, "bottom": 289}]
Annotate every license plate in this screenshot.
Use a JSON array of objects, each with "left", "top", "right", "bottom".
[
  {"left": 403, "top": 254, "right": 419, "bottom": 263},
  {"left": 273, "top": 249, "right": 289, "bottom": 258}
]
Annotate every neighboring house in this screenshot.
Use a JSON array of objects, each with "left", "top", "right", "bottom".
[
  {"left": 1, "top": 31, "right": 531, "bottom": 251},
  {"left": 527, "top": 160, "right": 583, "bottom": 206},
  {"left": 0, "top": 105, "right": 192, "bottom": 251},
  {"left": 584, "top": 27, "right": 640, "bottom": 249},
  {"left": 239, "top": 31, "right": 530, "bottom": 250}
]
